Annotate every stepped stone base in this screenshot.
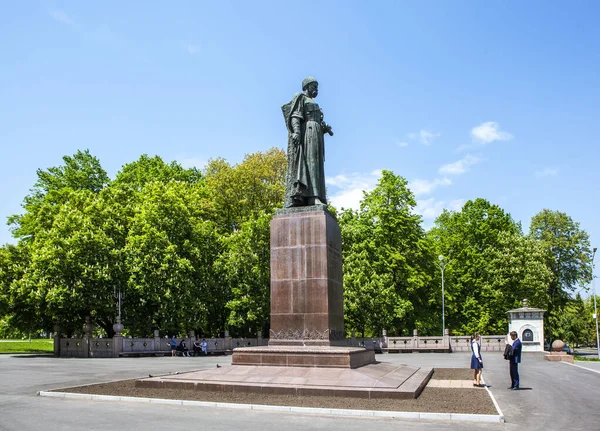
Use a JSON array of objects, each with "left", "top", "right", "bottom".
[
  {"left": 136, "top": 362, "right": 433, "bottom": 399},
  {"left": 231, "top": 345, "right": 375, "bottom": 369},
  {"left": 544, "top": 352, "right": 574, "bottom": 363}
]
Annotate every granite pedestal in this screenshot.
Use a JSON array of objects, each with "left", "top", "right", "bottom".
[{"left": 232, "top": 208, "right": 375, "bottom": 368}]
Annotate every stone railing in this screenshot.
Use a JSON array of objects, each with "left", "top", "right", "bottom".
[
  {"left": 385, "top": 330, "right": 451, "bottom": 353},
  {"left": 55, "top": 331, "right": 271, "bottom": 358},
  {"left": 54, "top": 327, "right": 506, "bottom": 358},
  {"left": 89, "top": 339, "right": 115, "bottom": 358},
  {"left": 449, "top": 335, "right": 506, "bottom": 352},
  {"left": 382, "top": 331, "right": 506, "bottom": 353},
  {"left": 59, "top": 338, "right": 86, "bottom": 357}
]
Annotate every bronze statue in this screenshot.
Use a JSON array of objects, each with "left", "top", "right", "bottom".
[{"left": 282, "top": 77, "right": 333, "bottom": 207}]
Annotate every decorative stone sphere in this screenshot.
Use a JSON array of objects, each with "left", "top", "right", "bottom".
[{"left": 551, "top": 340, "right": 565, "bottom": 352}]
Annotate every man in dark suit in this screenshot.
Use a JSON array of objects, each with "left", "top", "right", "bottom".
[{"left": 508, "top": 330, "right": 522, "bottom": 390}]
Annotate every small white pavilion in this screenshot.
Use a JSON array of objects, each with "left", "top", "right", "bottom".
[{"left": 507, "top": 299, "right": 545, "bottom": 352}]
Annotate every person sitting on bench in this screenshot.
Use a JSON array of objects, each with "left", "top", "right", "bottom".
[{"left": 177, "top": 339, "right": 190, "bottom": 357}]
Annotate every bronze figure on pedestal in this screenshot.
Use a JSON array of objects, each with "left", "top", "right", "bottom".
[{"left": 282, "top": 77, "right": 334, "bottom": 208}]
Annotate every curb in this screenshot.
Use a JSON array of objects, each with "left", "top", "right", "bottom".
[
  {"left": 481, "top": 377, "right": 505, "bottom": 423},
  {"left": 38, "top": 390, "right": 504, "bottom": 423},
  {"left": 560, "top": 361, "right": 600, "bottom": 375}
]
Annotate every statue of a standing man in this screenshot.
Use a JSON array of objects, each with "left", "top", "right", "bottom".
[{"left": 282, "top": 77, "right": 333, "bottom": 207}]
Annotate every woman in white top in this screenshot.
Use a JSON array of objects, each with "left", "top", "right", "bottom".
[{"left": 470, "top": 333, "right": 484, "bottom": 386}]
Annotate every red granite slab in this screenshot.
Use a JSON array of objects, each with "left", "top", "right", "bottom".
[{"left": 136, "top": 362, "right": 433, "bottom": 399}]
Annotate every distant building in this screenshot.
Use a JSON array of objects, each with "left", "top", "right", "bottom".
[{"left": 507, "top": 299, "right": 545, "bottom": 352}]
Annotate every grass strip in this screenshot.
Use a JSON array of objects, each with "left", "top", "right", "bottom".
[
  {"left": 574, "top": 356, "right": 600, "bottom": 362},
  {"left": 0, "top": 340, "right": 54, "bottom": 354}
]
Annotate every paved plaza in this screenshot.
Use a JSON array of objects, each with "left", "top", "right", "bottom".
[{"left": 1, "top": 350, "right": 599, "bottom": 430}]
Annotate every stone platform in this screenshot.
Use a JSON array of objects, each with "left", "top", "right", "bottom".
[
  {"left": 231, "top": 345, "right": 375, "bottom": 369},
  {"left": 544, "top": 352, "right": 574, "bottom": 363},
  {"left": 136, "top": 361, "right": 433, "bottom": 399}
]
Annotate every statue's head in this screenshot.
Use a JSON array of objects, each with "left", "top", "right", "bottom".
[{"left": 302, "top": 76, "right": 318, "bottom": 98}]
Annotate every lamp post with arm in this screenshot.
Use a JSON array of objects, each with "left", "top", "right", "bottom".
[
  {"left": 592, "top": 247, "right": 599, "bottom": 360},
  {"left": 436, "top": 255, "right": 449, "bottom": 337}
]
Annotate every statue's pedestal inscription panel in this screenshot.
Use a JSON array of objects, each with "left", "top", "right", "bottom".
[{"left": 269, "top": 209, "right": 344, "bottom": 347}]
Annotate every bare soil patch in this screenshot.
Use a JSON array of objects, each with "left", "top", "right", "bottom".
[
  {"left": 52, "top": 368, "right": 497, "bottom": 415},
  {"left": 431, "top": 368, "right": 475, "bottom": 380}
]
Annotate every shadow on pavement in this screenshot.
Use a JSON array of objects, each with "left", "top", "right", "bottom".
[{"left": 10, "top": 354, "right": 54, "bottom": 359}]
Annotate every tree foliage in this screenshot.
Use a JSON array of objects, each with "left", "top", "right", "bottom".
[
  {"left": 429, "top": 199, "right": 550, "bottom": 335},
  {"left": 1, "top": 149, "right": 285, "bottom": 338},
  {"left": 529, "top": 209, "right": 592, "bottom": 341},
  {"left": 8, "top": 149, "right": 109, "bottom": 241},
  {"left": 216, "top": 211, "right": 272, "bottom": 337},
  {"left": 339, "top": 170, "right": 434, "bottom": 337},
  {"left": 204, "top": 148, "right": 286, "bottom": 233},
  {"left": 0, "top": 148, "right": 593, "bottom": 345}
]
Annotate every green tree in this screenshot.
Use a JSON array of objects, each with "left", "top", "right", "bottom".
[
  {"left": 3, "top": 151, "right": 112, "bottom": 336},
  {"left": 583, "top": 295, "right": 600, "bottom": 346},
  {"left": 204, "top": 148, "right": 286, "bottom": 233},
  {"left": 0, "top": 243, "right": 35, "bottom": 335},
  {"left": 6, "top": 189, "right": 118, "bottom": 336},
  {"left": 556, "top": 294, "right": 588, "bottom": 347},
  {"left": 429, "top": 199, "right": 533, "bottom": 335},
  {"left": 529, "top": 209, "right": 592, "bottom": 341},
  {"left": 9, "top": 149, "right": 109, "bottom": 241},
  {"left": 113, "top": 154, "right": 202, "bottom": 189},
  {"left": 216, "top": 211, "right": 272, "bottom": 337},
  {"left": 340, "top": 170, "right": 434, "bottom": 337},
  {"left": 123, "top": 180, "right": 221, "bottom": 337},
  {"left": 478, "top": 231, "right": 552, "bottom": 333}
]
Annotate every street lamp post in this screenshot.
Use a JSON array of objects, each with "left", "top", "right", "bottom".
[
  {"left": 436, "top": 255, "right": 448, "bottom": 337},
  {"left": 113, "top": 287, "right": 124, "bottom": 337},
  {"left": 592, "top": 247, "right": 599, "bottom": 360}
]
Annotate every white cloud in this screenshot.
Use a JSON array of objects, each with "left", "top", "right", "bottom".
[
  {"left": 448, "top": 199, "right": 465, "bottom": 211},
  {"left": 457, "top": 122, "right": 513, "bottom": 152},
  {"left": 327, "top": 170, "right": 456, "bottom": 214},
  {"left": 186, "top": 44, "right": 201, "bottom": 55},
  {"left": 535, "top": 167, "right": 559, "bottom": 178},
  {"left": 48, "top": 9, "right": 74, "bottom": 25},
  {"left": 409, "top": 178, "right": 452, "bottom": 196},
  {"left": 471, "top": 121, "right": 513, "bottom": 144},
  {"left": 179, "top": 157, "right": 207, "bottom": 169},
  {"left": 327, "top": 170, "right": 382, "bottom": 210},
  {"left": 438, "top": 154, "right": 481, "bottom": 175},
  {"left": 416, "top": 198, "right": 465, "bottom": 221},
  {"left": 395, "top": 139, "right": 409, "bottom": 148},
  {"left": 406, "top": 130, "right": 441, "bottom": 146},
  {"left": 419, "top": 130, "right": 441, "bottom": 146},
  {"left": 408, "top": 129, "right": 441, "bottom": 146}
]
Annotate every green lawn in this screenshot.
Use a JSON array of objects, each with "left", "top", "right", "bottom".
[
  {"left": 574, "top": 355, "right": 600, "bottom": 362},
  {"left": 0, "top": 339, "right": 54, "bottom": 354}
]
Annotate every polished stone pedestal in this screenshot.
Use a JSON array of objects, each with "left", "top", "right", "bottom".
[
  {"left": 232, "top": 345, "right": 374, "bottom": 369},
  {"left": 231, "top": 208, "right": 375, "bottom": 369},
  {"left": 269, "top": 208, "right": 344, "bottom": 346}
]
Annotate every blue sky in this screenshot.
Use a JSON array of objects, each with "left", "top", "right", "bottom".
[{"left": 1, "top": 1, "right": 600, "bottom": 280}]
